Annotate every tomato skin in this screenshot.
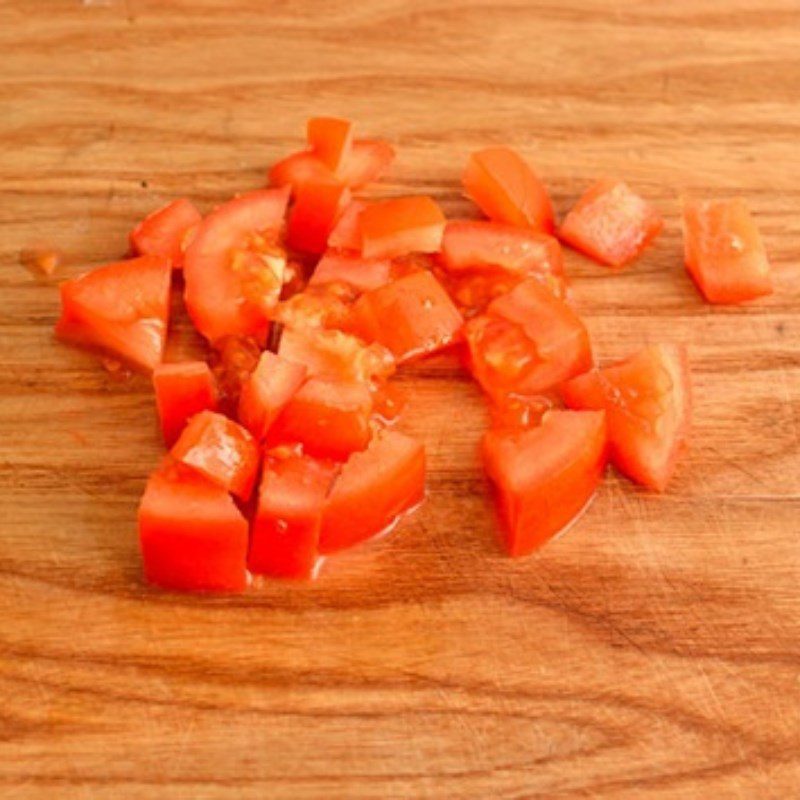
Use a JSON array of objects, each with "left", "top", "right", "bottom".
[
  {"left": 287, "top": 183, "right": 351, "bottom": 254},
  {"left": 249, "top": 454, "right": 338, "bottom": 580},
  {"left": 462, "top": 147, "right": 555, "bottom": 232},
  {"left": 561, "top": 344, "right": 690, "bottom": 492},
  {"left": 350, "top": 270, "right": 464, "bottom": 363},
  {"left": 319, "top": 430, "right": 425, "bottom": 553},
  {"left": 359, "top": 197, "right": 446, "bottom": 259},
  {"left": 483, "top": 410, "right": 607, "bottom": 557},
  {"left": 681, "top": 198, "right": 772, "bottom": 304},
  {"left": 307, "top": 117, "right": 354, "bottom": 174},
  {"left": 559, "top": 179, "right": 663, "bottom": 267},
  {"left": 170, "top": 410, "right": 260, "bottom": 501},
  {"left": 138, "top": 459, "right": 248, "bottom": 593},
  {"left": 465, "top": 278, "right": 592, "bottom": 401},
  {"left": 56, "top": 254, "right": 171, "bottom": 372},
  {"left": 129, "top": 198, "right": 202, "bottom": 270},
  {"left": 328, "top": 200, "right": 366, "bottom": 251},
  {"left": 337, "top": 140, "right": 395, "bottom": 188},
  {"left": 238, "top": 351, "right": 307, "bottom": 441},
  {"left": 310, "top": 252, "right": 393, "bottom": 293},
  {"left": 183, "top": 188, "right": 290, "bottom": 343},
  {"left": 153, "top": 361, "right": 219, "bottom": 446}
]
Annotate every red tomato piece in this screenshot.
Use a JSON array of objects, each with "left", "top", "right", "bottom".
[
  {"left": 307, "top": 117, "right": 355, "bottom": 174},
  {"left": 681, "top": 197, "right": 772, "bottom": 304},
  {"left": 327, "top": 199, "right": 367, "bottom": 251},
  {"left": 462, "top": 147, "right": 555, "bottom": 232},
  {"left": 129, "top": 198, "right": 202, "bottom": 270},
  {"left": 489, "top": 394, "right": 555, "bottom": 431},
  {"left": 170, "top": 410, "right": 260, "bottom": 501},
  {"left": 287, "top": 183, "right": 351, "bottom": 254},
  {"left": 337, "top": 139, "right": 395, "bottom": 188},
  {"left": 483, "top": 410, "right": 607, "bottom": 557},
  {"left": 319, "top": 430, "right": 425, "bottom": 553},
  {"left": 359, "top": 197, "right": 446, "bottom": 259},
  {"left": 559, "top": 179, "right": 663, "bottom": 267},
  {"left": 238, "top": 351, "right": 307, "bottom": 441},
  {"left": 268, "top": 378, "right": 373, "bottom": 460},
  {"left": 310, "top": 251, "right": 393, "bottom": 293},
  {"left": 249, "top": 454, "right": 338, "bottom": 580},
  {"left": 56, "top": 254, "right": 171, "bottom": 372},
  {"left": 271, "top": 283, "right": 357, "bottom": 331},
  {"left": 561, "top": 344, "right": 691, "bottom": 492},
  {"left": 184, "top": 188, "right": 290, "bottom": 342},
  {"left": 350, "top": 270, "right": 464, "bottom": 362},
  {"left": 138, "top": 459, "right": 248, "bottom": 593},
  {"left": 268, "top": 150, "right": 338, "bottom": 194},
  {"left": 153, "top": 361, "right": 218, "bottom": 447},
  {"left": 370, "top": 382, "right": 408, "bottom": 426},
  {"left": 465, "top": 278, "right": 592, "bottom": 401}
]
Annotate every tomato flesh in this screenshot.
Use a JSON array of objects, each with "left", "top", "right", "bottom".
[
  {"left": 682, "top": 197, "right": 772, "bottom": 304},
  {"left": 561, "top": 344, "right": 691, "bottom": 491},
  {"left": 287, "top": 183, "right": 351, "bottom": 254},
  {"left": 307, "top": 117, "right": 354, "bottom": 174},
  {"left": 337, "top": 140, "right": 395, "bottom": 188},
  {"left": 129, "top": 198, "right": 202, "bottom": 269},
  {"left": 328, "top": 200, "right": 366, "bottom": 251},
  {"left": 359, "top": 197, "right": 446, "bottom": 259},
  {"left": 310, "top": 252, "right": 393, "bottom": 293},
  {"left": 483, "top": 410, "right": 607, "bottom": 556},
  {"left": 271, "top": 283, "right": 357, "bottom": 331},
  {"left": 319, "top": 430, "right": 425, "bottom": 553},
  {"left": 153, "top": 361, "right": 218, "bottom": 446}
]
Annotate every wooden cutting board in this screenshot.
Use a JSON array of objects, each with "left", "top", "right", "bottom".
[{"left": 1, "top": 1, "right": 799, "bottom": 797}]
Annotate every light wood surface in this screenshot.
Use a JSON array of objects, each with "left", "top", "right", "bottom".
[{"left": 1, "top": 1, "right": 799, "bottom": 797}]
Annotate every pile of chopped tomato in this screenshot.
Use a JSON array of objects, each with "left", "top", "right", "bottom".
[{"left": 56, "top": 113, "right": 776, "bottom": 592}]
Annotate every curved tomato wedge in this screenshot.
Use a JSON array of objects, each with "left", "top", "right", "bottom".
[
  {"left": 681, "top": 197, "right": 772, "bottom": 304},
  {"left": 287, "top": 183, "right": 351, "bottom": 254},
  {"left": 129, "top": 198, "right": 202, "bottom": 269},
  {"left": 337, "top": 139, "right": 395, "bottom": 188},
  {"left": 249, "top": 453, "right": 338, "bottom": 579},
  {"left": 56, "top": 254, "right": 171, "bottom": 372},
  {"left": 138, "top": 459, "right": 248, "bottom": 593},
  {"left": 561, "top": 344, "right": 690, "bottom": 492},
  {"left": 483, "top": 410, "right": 607, "bottom": 557},
  {"left": 328, "top": 200, "right": 366, "bottom": 251},
  {"left": 359, "top": 196, "right": 446, "bottom": 259},
  {"left": 310, "top": 252, "right": 393, "bottom": 293},
  {"left": 153, "top": 361, "right": 218, "bottom": 446},
  {"left": 307, "top": 117, "right": 354, "bottom": 174},
  {"left": 319, "top": 430, "right": 425, "bottom": 553},
  {"left": 559, "top": 179, "right": 663, "bottom": 267},
  {"left": 462, "top": 147, "right": 554, "bottom": 232},
  {"left": 170, "top": 410, "right": 260, "bottom": 501},
  {"left": 465, "top": 278, "right": 592, "bottom": 401},
  {"left": 184, "top": 188, "right": 290, "bottom": 342}
]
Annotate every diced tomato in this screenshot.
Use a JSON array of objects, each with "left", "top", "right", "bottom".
[
  {"left": 271, "top": 283, "right": 357, "bottom": 331},
  {"left": 559, "top": 179, "right": 663, "bottom": 267},
  {"left": 238, "top": 351, "right": 307, "bottom": 441},
  {"left": 56, "top": 254, "right": 171, "bottom": 372},
  {"left": 484, "top": 410, "right": 606, "bottom": 557},
  {"left": 371, "top": 382, "right": 408, "bottom": 426},
  {"left": 138, "top": 459, "right": 248, "bottom": 593},
  {"left": 184, "top": 188, "right": 290, "bottom": 342},
  {"left": 359, "top": 197, "right": 446, "bottom": 259},
  {"left": 465, "top": 278, "right": 592, "bottom": 401},
  {"left": 287, "top": 183, "right": 351, "bottom": 254},
  {"left": 489, "top": 394, "right": 555, "bottom": 431},
  {"left": 350, "top": 270, "right": 464, "bottom": 362},
  {"left": 681, "top": 197, "right": 772, "bottom": 304},
  {"left": 307, "top": 117, "right": 354, "bottom": 174},
  {"left": 337, "top": 140, "right": 395, "bottom": 188},
  {"left": 249, "top": 454, "right": 338, "bottom": 579},
  {"left": 462, "top": 147, "right": 554, "bottom": 232},
  {"left": 129, "top": 198, "right": 202, "bottom": 270},
  {"left": 310, "top": 252, "right": 393, "bottom": 293},
  {"left": 153, "top": 361, "right": 218, "bottom": 446},
  {"left": 319, "top": 430, "right": 425, "bottom": 553},
  {"left": 208, "top": 334, "right": 262, "bottom": 414},
  {"left": 328, "top": 200, "right": 366, "bottom": 251},
  {"left": 561, "top": 344, "right": 691, "bottom": 491},
  {"left": 170, "top": 410, "right": 260, "bottom": 501},
  {"left": 268, "top": 378, "right": 373, "bottom": 460},
  {"left": 279, "top": 326, "right": 395, "bottom": 383}
]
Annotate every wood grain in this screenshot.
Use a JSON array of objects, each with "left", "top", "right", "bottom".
[{"left": 1, "top": 1, "right": 799, "bottom": 797}]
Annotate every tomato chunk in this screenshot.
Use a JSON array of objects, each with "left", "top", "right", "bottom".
[
  {"left": 320, "top": 430, "right": 425, "bottom": 553},
  {"left": 268, "top": 378, "right": 373, "bottom": 460},
  {"left": 337, "top": 140, "right": 395, "bottom": 188},
  {"left": 310, "top": 252, "right": 393, "bottom": 293},
  {"left": 465, "top": 278, "right": 592, "bottom": 401},
  {"left": 350, "top": 270, "right": 464, "bottom": 362},
  {"left": 328, "top": 200, "right": 366, "bottom": 251},
  {"left": 489, "top": 394, "right": 555, "bottom": 431},
  {"left": 238, "top": 351, "right": 307, "bottom": 441},
  {"left": 271, "top": 283, "right": 357, "bottom": 331},
  {"left": 170, "top": 410, "right": 259, "bottom": 501},
  {"left": 138, "top": 459, "right": 248, "bottom": 593},
  {"left": 153, "top": 361, "right": 218, "bottom": 446},
  {"left": 483, "top": 410, "right": 607, "bottom": 556},
  {"left": 359, "top": 197, "right": 446, "bottom": 259},
  {"left": 307, "top": 117, "right": 354, "bottom": 174},
  {"left": 287, "top": 183, "right": 351, "bottom": 254},
  {"left": 184, "top": 188, "right": 290, "bottom": 342},
  {"left": 681, "top": 197, "right": 772, "bottom": 304},
  {"left": 462, "top": 147, "right": 554, "bottom": 232},
  {"left": 561, "top": 344, "right": 691, "bottom": 491},
  {"left": 129, "top": 198, "right": 202, "bottom": 270},
  {"left": 249, "top": 454, "right": 338, "bottom": 579},
  {"left": 269, "top": 150, "right": 338, "bottom": 194},
  {"left": 56, "top": 254, "right": 171, "bottom": 372}
]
